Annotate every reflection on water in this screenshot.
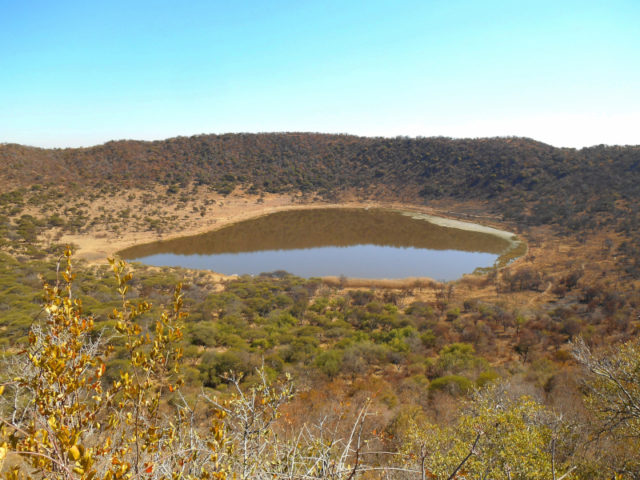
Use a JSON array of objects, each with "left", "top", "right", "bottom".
[{"left": 119, "top": 208, "right": 513, "bottom": 280}]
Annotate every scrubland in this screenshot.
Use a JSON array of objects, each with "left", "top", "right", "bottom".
[{"left": 1, "top": 134, "right": 640, "bottom": 478}]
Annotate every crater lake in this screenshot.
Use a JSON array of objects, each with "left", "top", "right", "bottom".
[{"left": 119, "top": 208, "right": 518, "bottom": 281}]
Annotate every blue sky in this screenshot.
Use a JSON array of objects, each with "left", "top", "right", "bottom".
[{"left": 1, "top": 0, "right": 639, "bottom": 148}]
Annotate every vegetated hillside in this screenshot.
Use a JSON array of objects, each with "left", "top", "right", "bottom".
[{"left": 2, "top": 133, "right": 639, "bottom": 226}]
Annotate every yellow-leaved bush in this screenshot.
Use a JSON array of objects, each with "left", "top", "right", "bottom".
[
  {"left": 400, "top": 384, "right": 574, "bottom": 480},
  {"left": 0, "top": 248, "right": 228, "bottom": 480}
]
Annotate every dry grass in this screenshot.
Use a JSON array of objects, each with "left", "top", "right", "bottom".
[{"left": 322, "top": 276, "right": 439, "bottom": 290}]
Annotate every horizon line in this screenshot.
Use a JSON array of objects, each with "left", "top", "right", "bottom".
[{"left": 2, "top": 131, "right": 639, "bottom": 151}]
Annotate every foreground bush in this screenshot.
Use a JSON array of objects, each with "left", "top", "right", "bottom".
[{"left": 0, "top": 249, "right": 228, "bottom": 480}]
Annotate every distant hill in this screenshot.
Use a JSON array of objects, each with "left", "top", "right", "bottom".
[{"left": 1, "top": 133, "right": 639, "bottom": 233}]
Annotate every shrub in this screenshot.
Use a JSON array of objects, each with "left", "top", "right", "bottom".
[
  {"left": 428, "top": 375, "right": 474, "bottom": 395},
  {"left": 435, "top": 342, "right": 487, "bottom": 376},
  {"left": 189, "top": 321, "right": 218, "bottom": 346},
  {"left": 314, "top": 349, "right": 343, "bottom": 378}
]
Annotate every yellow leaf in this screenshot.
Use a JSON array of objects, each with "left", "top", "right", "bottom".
[{"left": 69, "top": 445, "right": 81, "bottom": 461}]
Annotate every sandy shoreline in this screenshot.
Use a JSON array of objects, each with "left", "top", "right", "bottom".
[
  {"left": 62, "top": 197, "right": 392, "bottom": 262},
  {"left": 400, "top": 212, "right": 518, "bottom": 243}
]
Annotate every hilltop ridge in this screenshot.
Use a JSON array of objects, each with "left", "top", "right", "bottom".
[{"left": 2, "top": 133, "right": 639, "bottom": 232}]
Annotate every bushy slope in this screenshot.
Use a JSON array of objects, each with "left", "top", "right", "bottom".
[{"left": 2, "top": 134, "right": 638, "bottom": 216}]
